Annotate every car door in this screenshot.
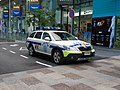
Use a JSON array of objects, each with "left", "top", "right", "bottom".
[
  {"left": 41, "top": 32, "right": 51, "bottom": 55},
  {"left": 33, "top": 32, "right": 43, "bottom": 52}
]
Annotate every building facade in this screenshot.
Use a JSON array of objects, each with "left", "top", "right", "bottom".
[{"left": 91, "top": 0, "right": 120, "bottom": 48}]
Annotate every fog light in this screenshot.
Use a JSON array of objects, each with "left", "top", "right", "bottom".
[{"left": 71, "top": 56, "right": 74, "bottom": 59}]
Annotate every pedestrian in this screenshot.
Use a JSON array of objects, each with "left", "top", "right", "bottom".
[{"left": 68, "top": 24, "right": 71, "bottom": 33}]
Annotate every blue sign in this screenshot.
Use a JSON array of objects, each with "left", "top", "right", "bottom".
[
  {"left": 30, "top": 4, "right": 42, "bottom": 11},
  {"left": 69, "top": 9, "right": 75, "bottom": 19},
  {"left": 3, "top": 14, "right": 9, "bottom": 19},
  {"left": 12, "top": 10, "right": 21, "bottom": 16}
]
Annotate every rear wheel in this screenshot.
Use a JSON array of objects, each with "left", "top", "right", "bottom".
[
  {"left": 53, "top": 50, "right": 64, "bottom": 64},
  {"left": 28, "top": 45, "right": 35, "bottom": 56}
]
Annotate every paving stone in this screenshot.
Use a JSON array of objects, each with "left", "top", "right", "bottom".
[
  {"left": 84, "top": 62, "right": 101, "bottom": 68},
  {"left": 26, "top": 69, "right": 45, "bottom": 74},
  {"left": 30, "top": 72, "right": 46, "bottom": 80},
  {"left": 51, "top": 83, "right": 72, "bottom": 90},
  {"left": 28, "top": 83, "right": 55, "bottom": 90},
  {"left": 13, "top": 71, "right": 31, "bottom": 79},
  {"left": 70, "top": 65, "right": 87, "bottom": 71},
  {"left": 38, "top": 76, "right": 60, "bottom": 86},
  {"left": 112, "top": 78, "right": 120, "bottom": 84},
  {"left": 0, "top": 78, "right": 3, "bottom": 83},
  {"left": 46, "top": 72, "right": 65, "bottom": 79},
  {"left": 111, "top": 66, "right": 120, "bottom": 71},
  {"left": 93, "top": 84, "right": 117, "bottom": 90},
  {"left": 96, "top": 66, "right": 115, "bottom": 72},
  {"left": 71, "top": 83, "right": 96, "bottom": 90},
  {"left": 3, "top": 76, "right": 21, "bottom": 85},
  {"left": 98, "top": 70, "right": 120, "bottom": 78},
  {"left": 39, "top": 68, "right": 54, "bottom": 74},
  {"left": 8, "top": 82, "right": 29, "bottom": 90},
  {"left": 76, "top": 78, "right": 99, "bottom": 87},
  {"left": 113, "top": 85, "right": 120, "bottom": 90},
  {"left": 0, "top": 73, "right": 15, "bottom": 79},
  {"left": 21, "top": 76, "right": 42, "bottom": 86},
  {"left": 0, "top": 82, "right": 11, "bottom": 90},
  {"left": 97, "top": 61, "right": 113, "bottom": 65},
  {"left": 101, "top": 81, "right": 120, "bottom": 88},
  {"left": 63, "top": 73, "right": 83, "bottom": 80},
  {"left": 49, "top": 66, "right": 75, "bottom": 74}
]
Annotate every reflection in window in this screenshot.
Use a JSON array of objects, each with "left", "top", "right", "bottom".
[{"left": 51, "top": 32, "right": 77, "bottom": 41}]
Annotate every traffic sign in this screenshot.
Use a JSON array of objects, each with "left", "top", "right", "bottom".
[{"left": 69, "top": 9, "right": 75, "bottom": 19}]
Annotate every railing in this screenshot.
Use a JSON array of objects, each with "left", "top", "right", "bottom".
[{"left": 0, "top": 31, "right": 29, "bottom": 41}]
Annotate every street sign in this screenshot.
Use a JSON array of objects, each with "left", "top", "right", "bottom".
[{"left": 69, "top": 9, "right": 75, "bottom": 19}]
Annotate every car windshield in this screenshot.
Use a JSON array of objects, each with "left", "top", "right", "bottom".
[{"left": 51, "top": 32, "right": 78, "bottom": 41}]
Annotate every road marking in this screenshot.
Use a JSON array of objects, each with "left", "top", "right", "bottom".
[
  {"left": 20, "top": 55, "right": 28, "bottom": 59},
  {"left": 19, "top": 47, "right": 28, "bottom": 51},
  {"left": 36, "top": 61, "right": 53, "bottom": 68},
  {"left": 10, "top": 51, "right": 16, "bottom": 54},
  {"left": 2, "top": 47, "right": 7, "bottom": 50},
  {"left": 10, "top": 44, "right": 18, "bottom": 47}
]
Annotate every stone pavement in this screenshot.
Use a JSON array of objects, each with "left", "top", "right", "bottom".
[{"left": 0, "top": 57, "right": 120, "bottom": 90}]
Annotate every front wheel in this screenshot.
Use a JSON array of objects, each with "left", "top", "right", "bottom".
[
  {"left": 28, "top": 45, "right": 35, "bottom": 56},
  {"left": 53, "top": 50, "right": 64, "bottom": 64}
]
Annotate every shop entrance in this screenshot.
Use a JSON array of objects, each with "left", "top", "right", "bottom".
[{"left": 57, "top": 0, "right": 93, "bottom": 43}]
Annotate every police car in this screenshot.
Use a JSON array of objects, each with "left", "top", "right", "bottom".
[{"left": 26, "top": 28, "right": 95, "bottom": 64}]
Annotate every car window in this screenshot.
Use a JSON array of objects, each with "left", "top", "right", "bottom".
[
  {"left": 34, "top": 32, "right": 42, "bottom": 39},
  {"left": 42, "top": 32, "right": 51, "bottom": 40},
  {"left": 29, "top": 32, "right": 36, "bottom": 38},
  {"left": 51, "top": 32, "right": 77, "bottom": 41}
]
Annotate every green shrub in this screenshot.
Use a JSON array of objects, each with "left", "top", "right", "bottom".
[{"left": 114, "top": 39, "right": 120, "bottom": 48}]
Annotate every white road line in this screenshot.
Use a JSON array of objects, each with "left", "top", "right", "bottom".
[
  {"left": 10, "top": 44, "right": 18, "bottom": 47},
  {"left": 20, "top": 55, "right": 29, "bottom": 59},
  {"left": 36, "top": 61, "right": 53, "bottom": 68},
  {"left": 19, "top": 47, "right": 28, "bottom": 51},
  {"left": 2, "top": 47, "right": 7, "bottom": 50},
  {"left": 10, "top": 51, "right": 16, "bottom": 54}
]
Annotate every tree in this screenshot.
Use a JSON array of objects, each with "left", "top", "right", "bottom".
[{"left": 26, "top": 9, "right": 56, "bottom": 27}]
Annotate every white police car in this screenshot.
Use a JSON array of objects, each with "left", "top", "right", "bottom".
[{"left": 26, "top": 29, "right": 95, "bottom": 64}]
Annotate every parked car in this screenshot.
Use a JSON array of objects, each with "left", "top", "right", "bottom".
[{"left": 26, "top": 29, "right": 95, "bottom": 64}]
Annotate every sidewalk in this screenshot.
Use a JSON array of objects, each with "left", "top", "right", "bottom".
[{"left": 0, "top": 57, "right": 120, "bottom": 90}]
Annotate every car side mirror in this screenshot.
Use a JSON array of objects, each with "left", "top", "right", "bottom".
[
  {"left": 44, "top": 37, "right": 51, "bottom": 41},
  {"left": 75, "top": 37, "right": 78, "bottom": 39}
]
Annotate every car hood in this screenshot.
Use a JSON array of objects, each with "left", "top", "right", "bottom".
[{"left": 53, "top": 40, "right": 91, "bottom": 47}]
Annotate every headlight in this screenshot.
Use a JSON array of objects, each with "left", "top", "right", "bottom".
[
  {"left": 63, "top": 46, "right": 79, "bottom": 51},
  {"left": 63, "top": 46, "right": 70, "bottom": 50}
]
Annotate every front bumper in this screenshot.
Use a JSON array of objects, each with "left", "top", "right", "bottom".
[{"left": 63, "top": 49, "right": 95, "bottom": 61}]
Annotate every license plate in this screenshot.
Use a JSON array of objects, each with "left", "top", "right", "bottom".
[{"left": 84, "top": 51, "right": 90, "bottom": 55}]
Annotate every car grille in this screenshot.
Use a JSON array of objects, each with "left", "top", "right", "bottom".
[{"left": 78, "top": 46, "right": 92, "bottom": 51}]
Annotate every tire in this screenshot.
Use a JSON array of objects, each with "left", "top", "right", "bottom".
[
  {"left": 28, "top": 45, "right": 35, "bottom": 56},
  {"left": 53, "top": 50, "right": 64, "bottom": 64}
]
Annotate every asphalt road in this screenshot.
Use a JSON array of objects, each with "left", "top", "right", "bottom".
[{"left": 0, "top": 42, "right": 107, "bottom": 75}]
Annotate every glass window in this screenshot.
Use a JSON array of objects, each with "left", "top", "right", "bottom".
[
  {"left": 51, "top": 32, "right": 78, "bottom": 41},
  {"left": 34, "top": 32, "right": 42, "bottom": 39},
  {"left": 29, "top": 32, "right": 36, "bottom": 38},
  {"left": 42, "top": 32, "right": 51, "bottom": 40}
]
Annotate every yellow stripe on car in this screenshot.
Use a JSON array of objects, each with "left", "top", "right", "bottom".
[{"left": 63, "top": 51, "right": 82, "bottom": 57}]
